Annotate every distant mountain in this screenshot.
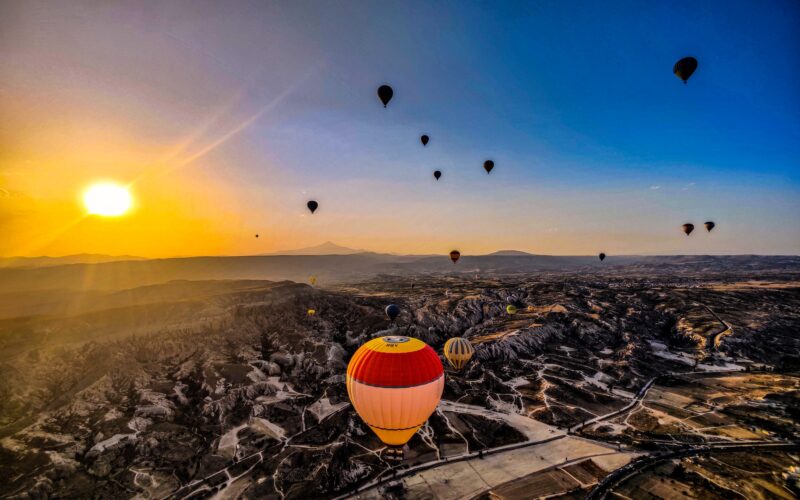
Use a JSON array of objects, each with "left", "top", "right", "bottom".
[
  {"left": 487, "top": 250, "right": 535, "bottom": 256},
  {"left": 267, "top": 241, "right": 371, "bottom": 256},
  {"left": 1, "top": 253, "right": 798, "bottom": 294},
  {"left": 0, "top": 253, "right": 145, "bottom": 268}
]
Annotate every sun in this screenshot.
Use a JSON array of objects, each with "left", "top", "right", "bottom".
[{"left": 83, "top": 182, "right": 133, "bottom": 217}]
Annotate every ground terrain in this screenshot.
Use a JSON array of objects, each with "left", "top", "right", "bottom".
[{"left": 0, "top": 257, "right": 798, "bottom": 499}]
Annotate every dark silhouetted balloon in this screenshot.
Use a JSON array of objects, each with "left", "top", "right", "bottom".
[
  {"left": 673, "top": 57, "right": 698, "bottom": 84},
  {"left": 433, "top": 170, "right": 441, "bottom": 180},
  {"left": 682, "top": 223, "right": 695, "bottom": 236},
  {"left": 377, "top": 85, "right": 393, "bottom": 107},
  {"left": 483, "top": 160, "right": 494, "bottom": 174},
  {"left": 704, "top": 221, "right": 715, "bottom": 232},
  {"left": 307, "top": 200, "right": 318, "bottom": 214},
  {"left": 385, "top": 304, "right": 400, "bottom": 321},
  {"left": 255, "top": 234, "right": 259, "bottom": 238},
  {"left": 449, "top": 250, "right": 460, "bottom": 264},
  {"left": 599, "top": 252, "right": 606, "bottom": 261},
  {"left": 421, "top": 135, "right": 429, "bottom": 146}
]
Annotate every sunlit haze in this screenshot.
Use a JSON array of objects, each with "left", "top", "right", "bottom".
[{"left": 1, "top": 0, "right": 798, "bottom": 258}]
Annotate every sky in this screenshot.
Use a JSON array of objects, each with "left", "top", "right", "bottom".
[{"left": 1, "top": 0, "right": 798, "bottom": 258}]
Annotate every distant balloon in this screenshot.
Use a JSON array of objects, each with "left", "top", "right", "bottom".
[
  {"left": 307, "top": 309, "right": 316, "bottom": 316},
  {"left": 377, "top": 85, "right": 393, "bottom": 107},
  {"left": 309, "top": 276, "right": 317, "bottom": 286},
  {"left": 449, "top": 250, "right": 461, "bottom": 264},
  {"left": 673, "top": 57, "right": 698, "bottom": 84},
  {"left": 346, "top": 336, "right": 443, "bottom": 448},
  {"left": 421, "top": 135, "right": 429, "bottom": 146},
  {"left": 443, "top": 337, "right": 474, "bottom": 370},
  {"left": 599, "top": 253, "right": 606, "bottom": 261},
  {"left": 255, "top": 234, "right": 259, "bottom": 238},
  {"left": 433, "top": 170, "right": 441, "bottom": 180},
  {"left": 704, "top": 221, "right": 715, "bottom": 232},
  {"left": 483, "top": 160, "right": 494, "bottom": 174},
  {"left": 385, "top": 304, "right": 400, "bottom": 321},
  {"left": 307, "top": 200, "right": 318, "bottom": 214},
  {"left": 506, "top": 304, "right": 518, "bottom": 315},
  {"left": 682, "top": 223, "right": 695, "bottom": 236}
]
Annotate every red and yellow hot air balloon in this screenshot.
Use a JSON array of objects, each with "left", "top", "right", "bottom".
[{"left": 346, "top": 336, "right": 444, "bottom": 447}]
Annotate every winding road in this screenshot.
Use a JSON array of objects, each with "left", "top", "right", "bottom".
[
  {"left": 703, "top": 304, "right": 733, "bottom": 351},
  {"left": 586, "top": 440, "right": 800, "bottom": 500}
]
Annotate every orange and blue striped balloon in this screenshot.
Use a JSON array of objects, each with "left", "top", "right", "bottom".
[{"left": 346, "top": 336, "right": 444, "bottom": 446}]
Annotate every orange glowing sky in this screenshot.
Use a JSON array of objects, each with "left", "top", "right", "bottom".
[{"left": 2, "top": 1, "right": 798, "bottom": 258}]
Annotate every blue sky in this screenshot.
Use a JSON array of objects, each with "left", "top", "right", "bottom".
[{"left": 2, "top": 0, "right": 798, "bottom": 256}]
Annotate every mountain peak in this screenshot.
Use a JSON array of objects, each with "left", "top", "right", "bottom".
[
  {"left": 487, "top": 250, "right": 534, "bottom": 256},
  {"left": 268, "top": 242, "right": 368, "bottom": 256}
]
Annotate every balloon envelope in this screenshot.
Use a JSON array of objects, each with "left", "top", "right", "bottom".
[
  {"left": 307, "top": 309, "right": 315, "bottom": 316},
  {"left": 385, "top": 304, "right": 400, "bottom": 321},
  {"left": 599, "top": 253, "right": 606, "bottom": 261},
  {"left": 682, "top": 223, "right": 695, "bottom": 236},
  {"left": 704, "top": 221, "right": 715, "bottom": 232},
  {"left": 421, "top": 135, "right": 429, "bottom": 146},
  {"left": 673, "top": 57, "right": 698, "bottom": 83},
  {"left": 433, "top": 170, "right": 441, "bottom": 180},
  {"left": 377, "top": 85, "right": 393, "bottom": 107},
  {"left": 483, "top": 160, "right": 494, "bottom": 174},
  {"left": 449, "top": 250, "right": 460, "bottom": 263},
  {"left": 346, "top": 336, "right": 444, "bottom": 446},
  {"left": 443, "top": 337, "right": 474, "bottom": 370},
  {"left": 307, "top": 200, "right": 318, "bottom": 214}
]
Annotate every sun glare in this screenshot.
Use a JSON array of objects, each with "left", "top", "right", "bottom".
[{"left": 83, "top": 182, "right": 133, "bottom": 217}]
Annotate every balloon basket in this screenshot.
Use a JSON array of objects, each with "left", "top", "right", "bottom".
[{"left": 383, "top": 447, "right": 405, "bottom": 462}]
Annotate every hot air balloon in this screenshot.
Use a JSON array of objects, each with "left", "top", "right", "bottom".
[
  {"left": 682, "top": 223, "right": 695, "bottom": 236},
  {"left": 307, "top": 200, "right": 318, "bottom": 214},
  {"left": 420, "top": 135, "right": 429, "bottom": 146},
  {"left": 443, "top": 337, "right": 474, "bottom": 370},
  {"left": 377, "top": 85, "right": 393, "bottom": 107},
  {"left": 255, "top": 234, "right": 259, "bottom": 238},
  {"left": 599, "top": 253, "right": 606, "bottom": 261},
  {"left": 433, "top": 170, "right": 441, "bottom": 180},
  {"left": 483, "top": 160, "right": 494, "bottom": 174},
  {"left": 385, "top": 304, "right": 400, "bottom": 322},
  {"left": 673, "top": 57, "right": 698, "bottom": 84},
  {"left": 449, "top": 250, "right": 460, "bottom": 264},
  {"left": 307, "top": 309, "right": 316, "bottom": 316},
  {"left": 704, "top": 221, "right": 715, "bottom": 232},
  {"left": 346, "top": 336, "right": 444, "bottom": 455},
  {"left": 309, "top": 276, "right": 317, "bottom": 286},
  {"left": 506, "top": 304, "right": 518, "bottom": 315}
]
